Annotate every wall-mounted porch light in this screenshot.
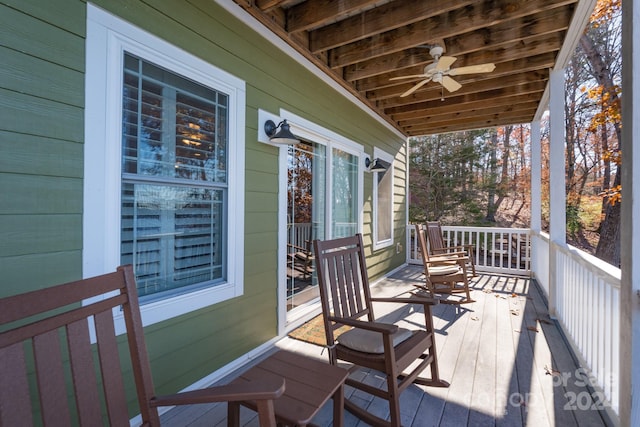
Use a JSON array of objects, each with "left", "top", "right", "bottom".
[
  {"left": 366, "top": 157, "right": 390, "bottom": 172},
  {"left": 264, "top": 119, "right": 300, "bottom": 145}
]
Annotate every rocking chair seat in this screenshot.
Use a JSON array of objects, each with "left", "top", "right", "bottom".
[
  {"left": 429, "top": 264, "right": 461, "bottom": 275},
  {"left": 337, "top": 326, "right": 413, "bottom": 353},
  {"left": 335, "top": 329, "right": 436, "bottom": 374}
]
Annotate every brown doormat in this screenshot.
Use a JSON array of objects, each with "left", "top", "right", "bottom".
[{"left": 288, "top": 314, "right": 350, "bottom": 347}]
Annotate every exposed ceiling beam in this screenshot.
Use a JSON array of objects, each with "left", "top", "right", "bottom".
[
  {"left": 328, "top": 0, "right": 575, "bottom": 69},
  {"left": 309, "top": 0, "right": 474, "bottom": 52},
  {"left": 229, "top": 0, "right": 587, "bottom": 137}
]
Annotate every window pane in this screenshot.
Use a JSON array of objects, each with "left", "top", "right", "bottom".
[
  {"left": 331, "top": 148, "right": 358, "bottom": 237},
  {"left": 121, "top": 183, "right": 224, "bottom": 298},
  {"left": 122, "top": 53, "right": 228, "bottom": 183},
  {"left": 376, "top": 168, "right": 393, "bottom": 242},
  {"left": 286, "top": 141, "right": 326, "bottom": 313}
]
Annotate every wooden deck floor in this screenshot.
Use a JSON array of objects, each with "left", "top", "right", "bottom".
[{"left": 161, "top": 266, "right": 611, "bottom": 426}]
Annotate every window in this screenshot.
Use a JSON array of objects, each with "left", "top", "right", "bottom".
[
  {"left": 84, "top": 5, "right": 245, "bottom": 329},
  {"left": 121, "top": 54, "right": 228, "bottom": 300},
  {"left": 372, "top": 149, "right": 394, "bottom": 250}
]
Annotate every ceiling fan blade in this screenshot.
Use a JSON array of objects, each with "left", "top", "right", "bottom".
[
  {"left": 389, "top": 74, "right": 427, "bottom": 81},
  {"left": 435, "top": 55, "right": 457, "bottom": 71},
  {"left": 441, "top": 76, "right": 462, "bottom": 92},
  {"left": 400, "top": 78, "right": 431, "bottom": 97},
  {"left": 448, "top": 63, "right": 496, "bottom": 76}
]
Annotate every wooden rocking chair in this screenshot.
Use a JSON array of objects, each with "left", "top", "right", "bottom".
[
  {"left": 0, "top": 265, "right": 284, "bottom": 426},
  {"left": 425, "top": 221, "right": 477, "bottom": 277},
  {"left": 313, "top": 234, "right": 449, "bottom": 427},
  {"left": 415, "top": 224, "right": 475, "bottom": 304}
]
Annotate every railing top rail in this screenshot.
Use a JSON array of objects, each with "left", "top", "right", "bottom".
[
  {"left": 439, "top": 225, "right": 531, "bottom": 233},
  {"left": 552, "top": 240, "right": 621, "bottom": 285}
]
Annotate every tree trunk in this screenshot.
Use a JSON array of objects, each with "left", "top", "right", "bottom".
[
  {"left": 485, "top": 131, "right": 499, "bottom": 222},
  {"left": 595, "top": 171, "right": 621, "bottom": 266},
  {"left": 579, "top": 32, "right": 621, "bottom": 264},
  {"left": 600, "top": 102, "right": 611, "bottom": 216}
]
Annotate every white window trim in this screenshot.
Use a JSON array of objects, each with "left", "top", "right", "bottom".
[
  {"left": 84, "top": 5, "right": 245, "bottom": 334},
  {"left": 372, "top": 147, "right": 394, "bottom": 250}
]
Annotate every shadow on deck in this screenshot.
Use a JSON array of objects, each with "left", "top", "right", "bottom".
[{"left": 162, "top": 266, "right": 612, "bottom": 427}]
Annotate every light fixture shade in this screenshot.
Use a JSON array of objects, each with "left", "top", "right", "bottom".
[
  {"left": 366, "top": 157, "right": 390, "bottom": 172},
  {"left": 264, "top": 119, "right": 300, "bottom": 145}
]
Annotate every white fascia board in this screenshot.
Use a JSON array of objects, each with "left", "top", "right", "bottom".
[{"left": 215, "top": 0, "right": 407, "bottom": 141}]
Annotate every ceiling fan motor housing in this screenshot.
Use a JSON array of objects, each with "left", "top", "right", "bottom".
[
  {"left": 429, "top": 46, "right": 444, "bottom": 59},
  {"left": 424, "top": 62, "right": 437, "bottom": 74}
]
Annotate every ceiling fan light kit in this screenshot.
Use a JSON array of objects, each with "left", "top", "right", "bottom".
[{"left": 390, "top": 44, "right": 496, "bottom": 97}]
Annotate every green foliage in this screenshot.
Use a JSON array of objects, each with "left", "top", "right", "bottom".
[
  {"left": 566, "top": 202, "right": 582, "bottom": 235},
  {"left": 566, "top": 196, "right": 603, "bottom": 237},
  {"left": 579, "top": 196, "right": 604, "bottom": 231},
  {"left": 409, "top": 130, "right": 491, "bottom": 224}
]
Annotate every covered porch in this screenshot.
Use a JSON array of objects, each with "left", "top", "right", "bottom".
[
  {"left": 3, "top": 0, "right": 638, "bottom": 424},
  {"left": 218, "top": 0, "right": 636, "bottom": 423},
  {"left": 161, "top": 263, "right": 611, "bottom": 426}
]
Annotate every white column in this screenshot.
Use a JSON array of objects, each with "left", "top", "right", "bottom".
[
  {"left": 547, "top": 68, "right": 566, "bottom": 318},
  {"left": 530, "top": 121, "right": 542, "bottom": 233},
  {"left": 530, "top": 121, "right": 542, "bottom": 281},
  {"left": 620, "top": 0, "right": 640, "bottom": 424}
]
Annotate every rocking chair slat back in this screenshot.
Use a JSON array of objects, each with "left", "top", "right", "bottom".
[{"left": 314, "top": 235, "right": 374, "bottom": 337}]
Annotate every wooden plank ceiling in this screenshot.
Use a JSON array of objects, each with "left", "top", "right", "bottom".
[{"left": 232, "top": 0, "right": 579, "bottom": 136}]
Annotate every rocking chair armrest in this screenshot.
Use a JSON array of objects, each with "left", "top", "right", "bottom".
[
  {"left": 328, "top": 315, "right": 399, "bottom": 334},
  {"left": 150, "top": 377, "right": 285, "bottom": 407},
  {"left": 371, "top": 296, "right": 440, "bottom": 306},
  {"left": 434, "top": 245, "right": 472, "bottom": 253},
  {"left": 428, "top": 253, "right": 469, "bottom": 265},
  {"left": 427, "top": 256, "right": 468, "bottom": 266}
]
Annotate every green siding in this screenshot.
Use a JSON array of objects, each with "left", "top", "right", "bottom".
[
  {"left": 0, "top": 214, "right": 81, "bottom": 257},
  {"left": 0, "top": 47, "right": 84, "bottom": 107},
  {"left": 0, "top": 3, "right": 85, "bottom": 71},
  {"left": 0, "top": 2, "right": 85, "bottom": 294},
  {"left": 0, "top": 173, "right": 82, "bottom": 214},
  {"left": 0, "top": 88, "right": 84, "bottom": 142},
  {"left": 2, "top": 0, "right": 86, "bottom": 37},
  {"left": 0, "top": 251, "right": 81, "bottom": 296},
  {"left": 0, "top": 0, "right": 407, "bottom": 419},
  {"left": 0, "top": 131, "right": 83, "bottom": 177}
]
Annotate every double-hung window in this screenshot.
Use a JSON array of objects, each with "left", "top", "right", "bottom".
[
  {"left": 84, "top": 5, "right": 245, "bottom": 329},
  {"left": 120, "top": 54, "right": 228, "bottom": 300}
]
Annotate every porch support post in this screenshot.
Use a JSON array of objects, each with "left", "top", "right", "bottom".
[
  {"left": 530, "top": 121, "right": 542, "bottom": 282},
  {"left": 548, "top": 68, "right": 566, "bottom": 318},
  {"left": 530, "top": 121, "right": 542, "bottom": 234},
  {"left": 620, "top": 0, "right": 640, "bottom": 423}
]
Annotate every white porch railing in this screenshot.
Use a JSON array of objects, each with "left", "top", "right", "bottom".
[
  {"left": 406, "top": 224, "right": 531, "bottom": 276},
  {"left": 288, "top": 223, "right": 314, "bottom": 250},
  {"left": 406, "top": 224, "right": 621, "bottom": 422},
  {"left": 288, "top": 222, "right": 357, "bottom": 249},
  {"left": 548, "top": 237, "right": 621, "bottom": 420}
]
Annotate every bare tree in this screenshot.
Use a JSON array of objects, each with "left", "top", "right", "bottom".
[{"left": 578, "top": 0, "right": 621, "bottom": 265}]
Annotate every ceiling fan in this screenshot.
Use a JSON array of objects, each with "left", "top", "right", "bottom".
[{"left": 390, "top": 46, "right": 496, "bottom": 97}]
